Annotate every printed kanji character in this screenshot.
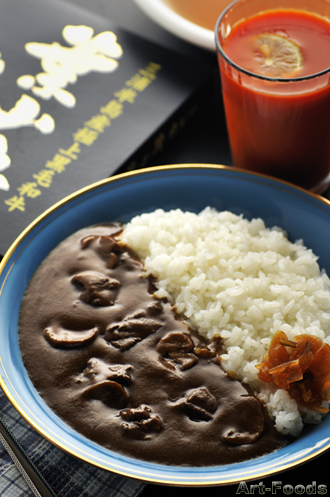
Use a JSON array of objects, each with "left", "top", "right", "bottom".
[
  {"left": 4, "top": 195, "right": 25, "bottom": 212},
  {"left": 0, "top": 94, "right": 54, "bottom": 134},
  {"left": 0, "top": 52, "right": 5, "bottom": 74},
  {"left": 59, "top": 142, "right": 81, "bottom": 160},
  {"left": 126, "top": 73, "right": 152, "bottom": 92},
  {"left": 0, "top": 134, "right": 10, "bottom": 191},
  {"left": 17, "top": 25, "right": 123, "bottom": 108},
  {"left": 0, "top": 174, "right": 9, "bottom": 191},
  {"left": 125, "top": 63, "right": 161, "bottom": 92},
  {"left": 33, "top": 169, "right": 55, "bottom": 187},
  {"left": 73, "top": 127, "right": 98, "bottom": 146},
  {"left": 145, "top": 62, "right": 161, "bottom": 74},
  {"left": 18, "top": 182, "right": 41, "bottom": 198},
  {"left": 100, "top": 99, "right": 123, "bottom": 119},
  {"left": 168, "top": 121, "right": 179, "bottom": 139},
  {"left": 45, "top": 153, "right": 71, "bottom": 173},
  {"left": 153, "top": 133, "right": 165, "bottom": 153},
  {"left": 85, "top": 114, "right": 110, "bottom": 133},
  {"left": 114, "top": 88, "right": 137, "bottom": 104}
]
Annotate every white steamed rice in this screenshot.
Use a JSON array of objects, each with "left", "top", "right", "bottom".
[{"left": 122, "top": 207, "right": 330, "bottom": 436}]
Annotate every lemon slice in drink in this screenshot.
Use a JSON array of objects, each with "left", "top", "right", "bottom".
[{"left": 254, "top": 33, "right": 303, "bottom": 77}]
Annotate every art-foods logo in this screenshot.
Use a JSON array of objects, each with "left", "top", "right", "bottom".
[
  {"left": 236, "top": 481, "right": 327, "bottom": 495},
  {"left": 0, "top": 25, "right": 123, "bottom": 191}
]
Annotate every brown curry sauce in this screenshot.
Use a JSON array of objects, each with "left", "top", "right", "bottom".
[{"left": 18, "top": 225, "right": 290, "bottom": 466}]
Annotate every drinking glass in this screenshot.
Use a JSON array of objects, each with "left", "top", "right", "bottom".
[{"left": 215, "top": 0, "right": 330, "bottom": 193}]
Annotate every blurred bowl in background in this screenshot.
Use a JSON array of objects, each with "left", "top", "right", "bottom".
[{"left": 132, "top": 0, "right": 218, "bottom": 50}]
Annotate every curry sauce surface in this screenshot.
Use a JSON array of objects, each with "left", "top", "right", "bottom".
[{"left": 19, "top": 225, "right": 290, "bottom": 466}]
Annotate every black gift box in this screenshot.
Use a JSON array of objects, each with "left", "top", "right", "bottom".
[{"left": 0, "top": 0, "right": 214, "bottom": 257}]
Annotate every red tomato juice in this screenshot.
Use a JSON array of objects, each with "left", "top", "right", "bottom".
[{"left": 218, "top": 9, "right": 330, "bottom": 191}]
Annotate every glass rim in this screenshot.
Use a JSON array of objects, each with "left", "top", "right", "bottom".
[{"left": 214, "top": 0, "right": 330, "bottom": 83}]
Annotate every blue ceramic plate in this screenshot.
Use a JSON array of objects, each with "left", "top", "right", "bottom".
[{"left": 1, "top": 164, "right": 330, "bottom": 486}]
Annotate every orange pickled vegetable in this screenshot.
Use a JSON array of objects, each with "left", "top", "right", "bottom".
[{"left": 256, "top": 330, "right": 330, "bottom": 412}]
